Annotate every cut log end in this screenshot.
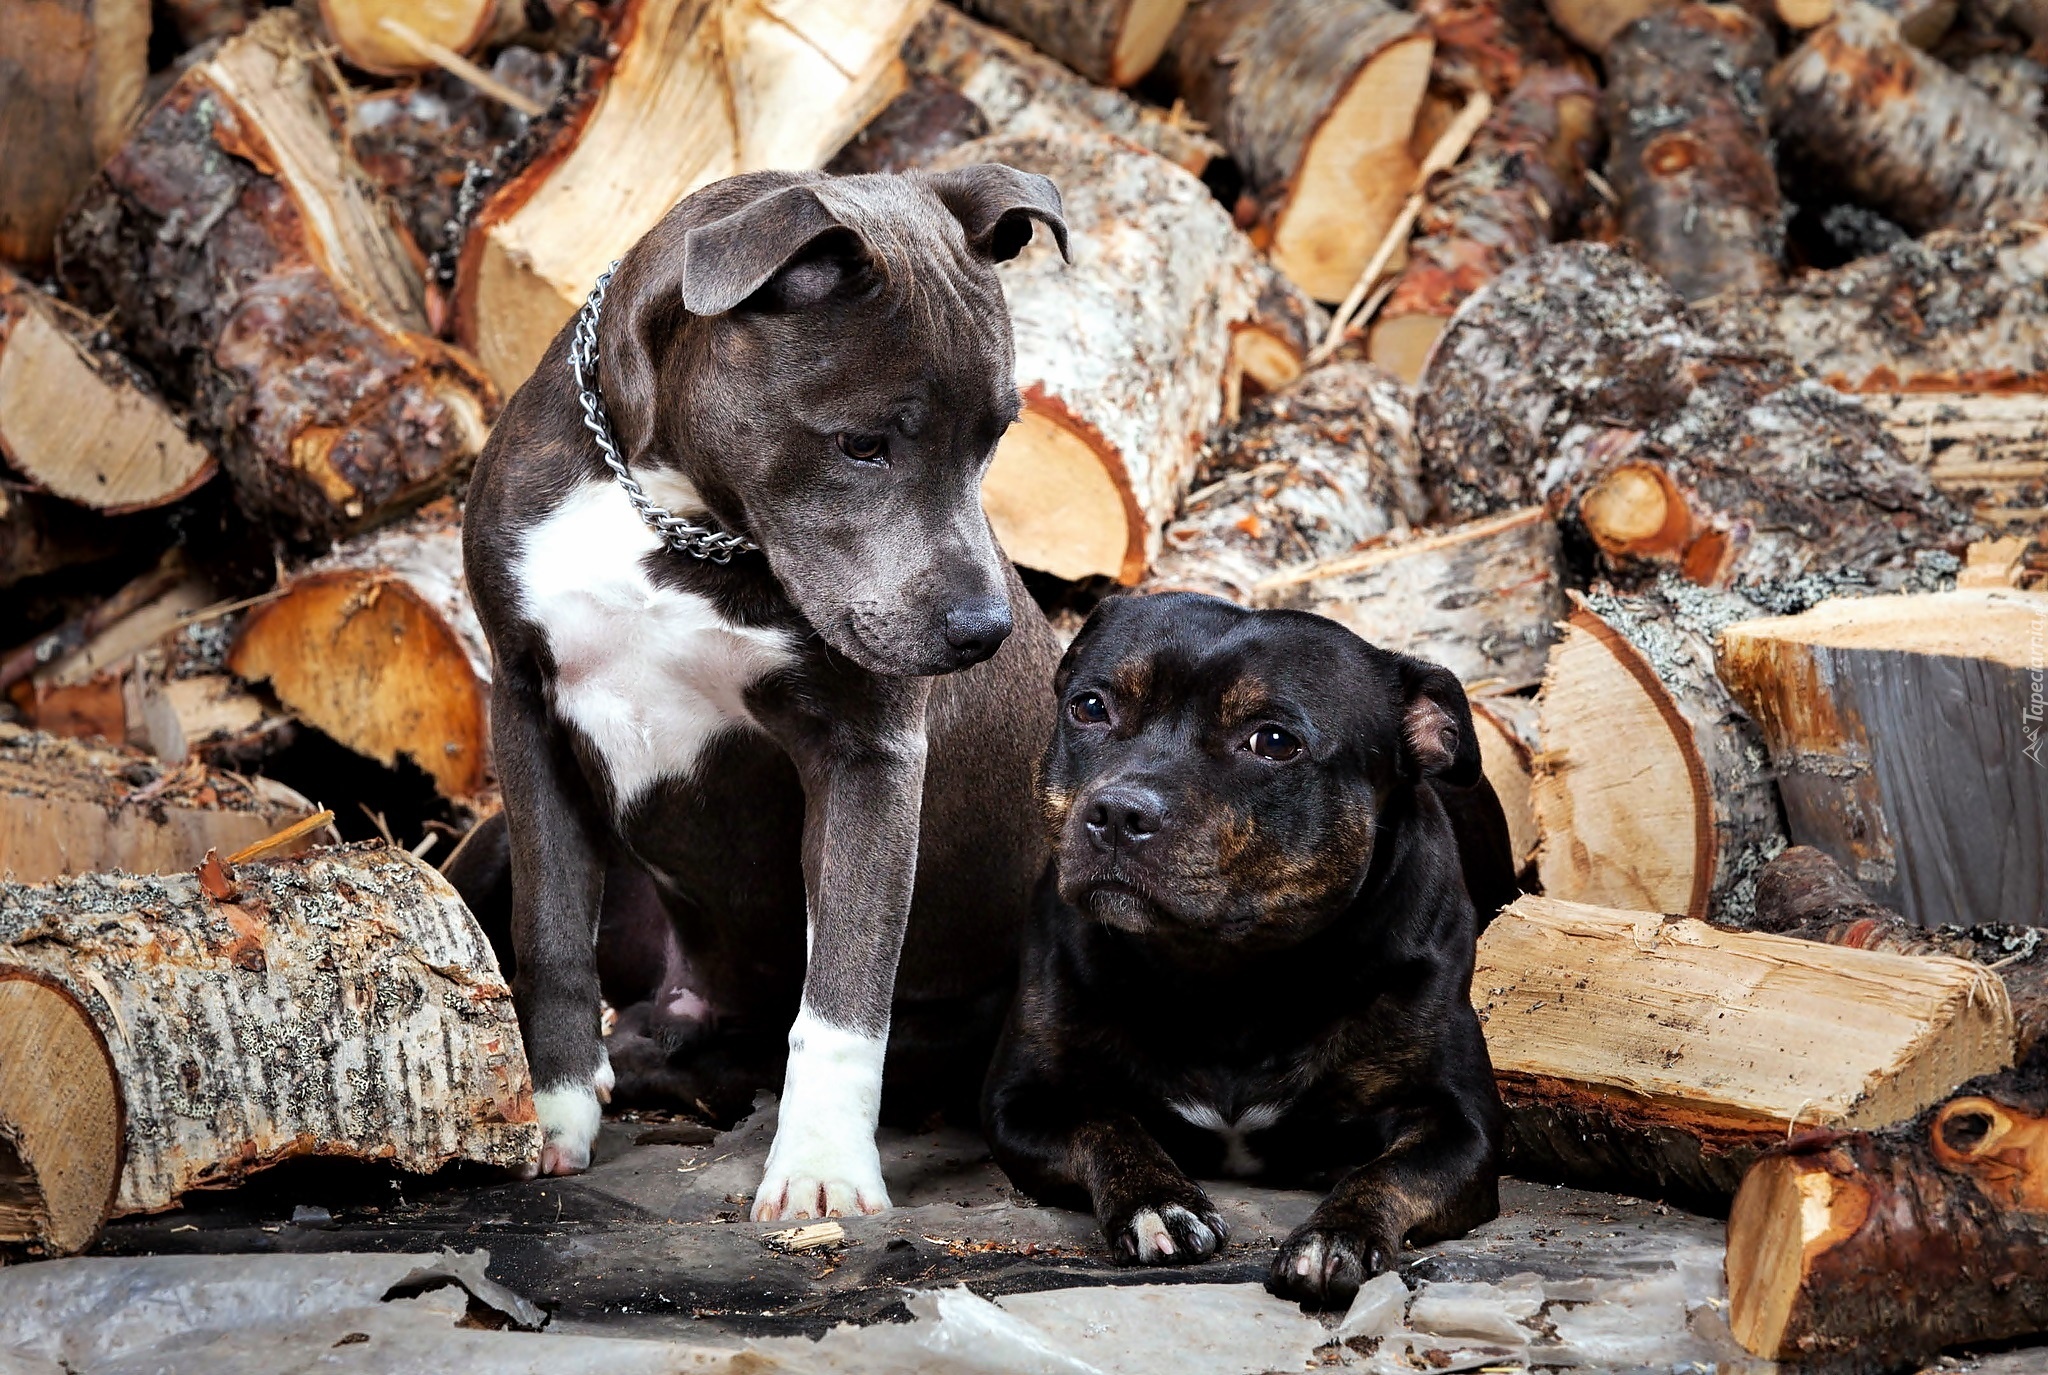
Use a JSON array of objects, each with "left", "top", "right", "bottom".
[
  {"left": 0, "top": 973, "right": 122, "bottom": 1256},
  {"left": 319, "top": 0, "right": 516, "bottom": 77},
  {"left": 1110, "top": 0, "right": 1189, "bottom": 84},
  {"left": 1366, "top": 312, "right": 1446, "bottom": 385},
  {"left": 985, "top": 408, "right": 1138, "bottom": 584},
  {"left": 1725, "top": 1151, "right": 1862, "bottom": 1356}
]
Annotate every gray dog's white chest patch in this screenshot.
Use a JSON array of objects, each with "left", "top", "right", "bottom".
[
  {"left": 515, "top": 479, "right": 798, "bottom": 812},
  {"left": 1170, "top": 1099, "right": 1285, "bottom": 1177}
]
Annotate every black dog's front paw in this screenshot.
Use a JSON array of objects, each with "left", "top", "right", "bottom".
[
  {"left": 1266, "top": 1222, "right": 1396, "bottom": 1309},
  {"left": 1103, "top": 1189, "right": 1229, "bottom": 1266}
]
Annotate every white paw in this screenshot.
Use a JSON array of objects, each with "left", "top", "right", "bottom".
[
  {"left": 749, "top": 1004, "right": 889, "bottom": 1221},
  {"left": 532, "top": 1053, "right": 610, "bottom": 1177},
  {"left": 592, "top": 1047, "right": 615, "bottom": 1104}
]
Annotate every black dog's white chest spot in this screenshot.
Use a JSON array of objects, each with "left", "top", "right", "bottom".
[{"left": 1169, "top": 1099, "right": 1283, "bottom": 1176}]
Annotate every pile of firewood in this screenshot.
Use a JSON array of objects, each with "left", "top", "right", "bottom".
[{"left": 3, "top": 0, "right": 2048, "bottom": 1366}]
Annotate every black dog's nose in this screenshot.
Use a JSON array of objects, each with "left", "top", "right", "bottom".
[
  {"left": 944, "top": 596, "right": 1013, "bottom": 665},
  {"left": 1084, "top": 786, "right": 1166, "bottom": 852}
]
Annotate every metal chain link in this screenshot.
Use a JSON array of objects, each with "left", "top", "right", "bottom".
[{"left": 569, "top": 262, "right": 758, "bottom": 564}]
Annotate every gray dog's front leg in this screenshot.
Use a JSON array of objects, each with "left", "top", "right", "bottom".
[{"left": 751, "top": 715, "right": 929, "bottom": 1221}]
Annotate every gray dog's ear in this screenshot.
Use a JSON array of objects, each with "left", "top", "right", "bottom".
[
  {"left": 679, "top": 184, "right": 861, "bottom": 316},
  {"left": 927, "top": 164, "right": 1072, "bottom": 264}
]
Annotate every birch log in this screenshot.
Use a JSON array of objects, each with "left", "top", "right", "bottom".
[
  {"left": 1143, "top": 362, "right": 1423, "bottom": 602},
  {"left": 1415, "top": 244, "right": 1972, "bottom": 598},
  {"left": 0, "top": 724, "right": 325, "bottom": 884},
  {"left": 55, "top": 12, "right": 495, "bottom": 546},
  {"left": 453, "top": 0, "right": 928, "bottom": 393},
  {"left": 1369, "top": 65, "right": 1600, "bottom": 383},
  {"left": 963, "top": 0, "right": 1189, "bottom": 86},
  {"left": 1478, "top": 894, "right": 2015, "bottom": 1207},
  {"left": 0, "top": 843, "right": 540, "bottom": 1255},
  {"left": 1602, "top": 5, "right": 1782, "bottom": 302},
  {"left": 1253, "top": 507, "right": 1565, "bottom": 691},
  {"left": 1161, "top": 0, "right": 1435, "bottom": 302},
  {"left": 1727, "top": 1056, "right": 2048, "bottom": 1367},
  {"left": 1471, "top": 691, "right": 1540, "bottom": 873},
  {"left": 1767, "top": 4, "right": 2048, "bottom": 236},
  {"left": 940, "top": 130, "right": 1320, "bottom": 583},
  {"left": 1696, "top": 226, "right": 2048, "bottom": 395},
  {"left": 0, "top": 268, "right": 213, "bottom": 513},
  {"left": 229, "top": 500, "right": 492, "bottom": 802},
  {"left": 1864, "top": 392, "right": 2048, "bottom": 534},
  {"left": 1716, "top": 590, "right": 2048, "bottom": 929},
  {"left": 0, "top": 0, "right": 149, "bottom": 268},
  {"left": 1533, "top": 583, "right": 1787, "bottom": 924}
]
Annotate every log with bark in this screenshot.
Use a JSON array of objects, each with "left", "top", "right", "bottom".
[
  {"left": 56, "top": 12, "right": 496, "bottom": 546},
  {"left": 1414, "top": 0, "right": 1585, "bottom": 103},
  {"left": 0, "top": 268, "right": 214, "bottom": 514},
  {"left": 318, "top": 0, "right": 527, "bottom": 77},
  {"left": 452, "top": 0, "right": 927, "bottom": 393},
  {"left": 1863, "top": 392, "right": 2048, "bottom": 534},
  {"left": 1601, "top": 5, "right": 1781, "bottom": 303},
  {"left": 0, "top": 842, "right": 539, "bottom": 1255},
  {"left": 0, "top": 0, "right": 149, "bottom": 268},
  {"left": 1726, "top": 1051, "right": 2048, "bottom": 1368},
  {"left": 1416, "top": 243, "right": 1975, "bottom": 598},
  {"left": 0, "top": 723, "right": 326, "bottom": 886},
  {"left": 964, "top": 0, "right": 1189, "bottom": 86},
  {"left": 1369, "top": 64, "right": 1600, "bottom": 384},
  {"left": 1768, "top": 3, "right": 2048, "bottom": 236},
  {"left": 937, "top": 129, "right": 1320, "bottom": 583},
  {"left": 1253, "top": 506, "right": 1565, "bottom": 691},
  {"left": 1533, "top": 582, "right": 1787, "bottom": 924},
  {"left": 1142, "top": 361, "right": 1424, "bottom": 602},
  {"left": 1716, "top": 589, "right": 2048, "bottom": 929},
  {"left": 1476, "top": 893, "right": 2015, "bottom": 1207},
  {"left": 878, "top": 3, "right": 1220, "bottom": 173},
  {"left": 1160, "top": 0, "right": 1435, "bottom": 303},
  {"left": 1697, "top": 226, "right": 2048, "bottom": 396},
  {"left": 1539, "top": 0, "right": 1668, "bottom": 52},
  {"left": 1470, "top": 690, "right": 1540, "bottom": 875},
  {"left": 228, "top": 500, "right": 492, "bottom": 803},
  {"left": 1749, "top": 845, "right": 2048, "bottom": 1059}
]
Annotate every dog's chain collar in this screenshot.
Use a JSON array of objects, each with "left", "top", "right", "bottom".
[{"left": 570, "top": 262, "right": 758, "bottom": 564}]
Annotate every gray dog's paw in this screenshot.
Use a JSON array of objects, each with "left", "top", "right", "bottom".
[
  {"left": 1266, "top": 1222, "right": 1394, "bottom": 1309},
  {"left": 1106, "top": 1197, "right": 1228, "bottom": 1265}
]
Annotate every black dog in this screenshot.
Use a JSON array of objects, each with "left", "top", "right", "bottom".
[{"left": 982, "top": 593, "right": 1513, "bottom": 1308}]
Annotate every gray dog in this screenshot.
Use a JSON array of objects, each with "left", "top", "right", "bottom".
[{"left": 461, "top": 165, "right": 1068, "bottom": 1217}]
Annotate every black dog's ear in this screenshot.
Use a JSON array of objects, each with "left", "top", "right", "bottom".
[
  {"left": 679, "top": 184, "right": 864, "bottom": 316},
  {"left": 926, "top": 164, "right": 1072, "bottom": 264},
  {"left": 1396, "top": 658, "right": 1482, "bottom": 787}
]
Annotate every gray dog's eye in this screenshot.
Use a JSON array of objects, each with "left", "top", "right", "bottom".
[
  {"left": 836, "top": 432, "right": 887, "bottom": 464},
  {"left": 1069, "top": 692, "right": 1109, "bottom": 724},
  {"left": 1246, "top": 726, "right": 1303, "bottom": 761}
]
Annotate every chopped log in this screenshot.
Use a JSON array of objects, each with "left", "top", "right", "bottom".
[
  {"left": 1475, "top": 893, "right": 2015, "bottom": 1207},
  {"left": 1471, "top": 691, "right": 1540, "bottom": 874},
  {"left": 1863, "top": 393, "right": 2048, "bottom": 535},
  {"left": 56, "top": 12, "right": 496, "bottom": 546},
  {"left": 1774, "top": 0, "right": 1957, "bottom": 43},
  {"left": 1602, "top": 6, "right": 1782, "bottom": 303},
  {"left": 963, "top": 0, "right": 1188, "bottom": 86},
  {"left": 1767, "top": 3, "right": 2048, "bottom": 236},
  {"left": 941, "top": 129, "right": 1319, "bottom": 583},
  {"left": 0, "top": 0, "right": 149, "bottom": 269},
  {"left": 228, "top": 500, "right": 492, "bottom": 801},
  {"left": 0, "top": 723, "right": 326, "bottom": 885},
  {"left": 453, "top": 0, "right": 926, "bottom": 394},
  {"left": 1369, "top": 64, "right": 1600, "bottom": 383},
  {"left": 1716, "top": 589, "right": 2048, "bottom": 929},
  {"left": 0, "top": 487, "right": 128, "bottom": 591},
  {"left": 1696, "top": 226, "right": 2048, "bottom": 395},
  {"left": 0, "top": 268, "right": 213, "bottom": 514},
  {"left": 0, "top": 843, "right": 540, "bottom": 1254},
  {"left": 1161, "top": 0, "right": 1435, "bottom": 303},
  {"left": 319, "top": 0, "right": 526, "bottom": 77},
  {"left": 1749, "top": 845, "right": 2048, "bottom": 1058},
  {"left": 1416, "top": 244, "right": 1973, "bottom": 597},
  {"left": 1726, "top": 1054, "right": 2048, "bottom": 1367},
  {"left": 1143, "top": 361, "right": 1423, "bottom": 602},
  {"left": 1253, "top": 506, "right": 1565, "bottom": 691},
  {"left": 1413, "top": 0, "right": 1586, "bottom": 103},
  {"left": 1533, "top": 583, "right": 1787, "bottom": 923},
  {"left": 1541, "top": 0, "right": 1668, "bottom": 52},
  {"left": 893, "top": 4, "right": 1220, "bottom": 173}
]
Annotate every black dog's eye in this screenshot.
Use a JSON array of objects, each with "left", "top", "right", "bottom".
[
  {"left": 837, "top": 432, "right": 887, "bottom": 464},
  {"left": 1246, "top": 725, "right": 1302, "bottom": 761},
  {"left": 1069, "top": 691, "right": 1110, "bottom": 725}
]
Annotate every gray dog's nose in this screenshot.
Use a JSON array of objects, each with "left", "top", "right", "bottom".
[
  {"left": 944, "top": 596, "right": 1013, "bottom": 665},
  {"left": 1084, "top": 786, "right": 1165, "bottom": 852}
]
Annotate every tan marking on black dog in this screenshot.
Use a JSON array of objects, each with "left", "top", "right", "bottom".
[{"left": 1111, "top": 658, "right": 1153, "bottom": 705}]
